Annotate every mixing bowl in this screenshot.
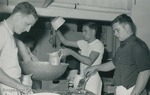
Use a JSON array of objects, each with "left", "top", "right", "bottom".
[{"left": 20, "top": 61, "right": 68, "bottom": 81}]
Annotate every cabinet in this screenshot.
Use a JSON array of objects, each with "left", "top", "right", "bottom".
[
  {"left": 1, "top": 0, "right": 133, "bottom": 21},
  {"left": 55, "top": 0, "right": 132, "bottom": 10},
  {"left": 48, "top": 0, "right": 133, "bottom": 21}
]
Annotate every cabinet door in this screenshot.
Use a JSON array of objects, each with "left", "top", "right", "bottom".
[{"left": 55, "top": 0, "right": 130, "bottom": 9}]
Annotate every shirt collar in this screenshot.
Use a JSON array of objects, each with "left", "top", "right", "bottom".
[
  {"left": 120, "top": 34, "right": 136, "bottom": 47},
  {"left": 3, "top": 20, "right": 14, "bottom": 35}
]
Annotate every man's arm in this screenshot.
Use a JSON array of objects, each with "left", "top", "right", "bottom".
[
  {"left": 0, "top": 68, "right": 32, "bottom": 94},
  {"left": 56, "top": 30, "right": 78, "bottom": 48},
  {"left": 84, "top": 61, "right": 115, "bottom": 76},
  {"left": 131, "top": 43, "right": 150, "bottom": 95},
  {"left": 131, "top": 69, "right": 150, "bottom": 95},
  {"left": 97, "top": 61, "right": 116, "bottom": 71},
  {"left": 15, "top": 39, "right": 32, "bottom": 61},
  {"left": 63, "top": 48, "right": 100, "bottom": 66}
]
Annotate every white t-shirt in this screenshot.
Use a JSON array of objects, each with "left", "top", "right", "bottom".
[
  {"left": 0, "top": 20, "right": 21, "bottom": 78},
  {"left": 77, "top": 39, "right": 104, "bottom": 75},
  {"left": 77, "top": 39, "right": 104, "bottom": 95}
]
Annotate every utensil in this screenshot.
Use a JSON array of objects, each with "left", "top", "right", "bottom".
[
  {"left": 73, "top": 74, "right": 83, "bottom": 89},
  {"left": 76, "top": 73, "right": 91, "bottom": 91}
]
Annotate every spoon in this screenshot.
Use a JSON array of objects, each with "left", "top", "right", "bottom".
[{"left": 76, "top": 73, "right": 91, "bottom": 91}]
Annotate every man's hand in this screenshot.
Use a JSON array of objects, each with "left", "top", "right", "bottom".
[
  {"left": 60, "top": 48, "right": 73, "bottom": 56},
  {"left": 17, "top": 84, "right": 33, "bottom": 94},
  {"left": 84, "top": 66, "right": 98, "bottom": 77}
]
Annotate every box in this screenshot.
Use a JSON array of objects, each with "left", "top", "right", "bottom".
[
  {"left": 103, "top": 84, "right": 116, "bottom": 94},
  {"left": 102, "top": 78, "right": 116, "bottom": 94}
]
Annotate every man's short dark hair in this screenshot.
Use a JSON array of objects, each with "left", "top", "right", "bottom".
[
  {"left": 12, "top": 2, "right": 38, "bottom": 20},
  {"left": 112, "top": 14, "right": 136, "bottom": 34},
  {"left": 83, "top": 22, "right": 98, "bottom": 32}
]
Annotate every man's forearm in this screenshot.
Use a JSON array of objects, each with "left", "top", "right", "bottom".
[
  {"left": 131, "top": 69, "right": 150, "bottom": 95},
  {"left": 0, "top": 68, "right": 21, "bottom": 90},
  {"left": 70, "top": 50, "right": 92, "bottom": 66},
  {"left": 84, "top": 62, "right": 115, "bottom": 77},
  {"left": 97, "top": 61, "right": 115, "bottom": 72},
  {"left": 56, "top": 30, "right": 71, "bottom": 46}
]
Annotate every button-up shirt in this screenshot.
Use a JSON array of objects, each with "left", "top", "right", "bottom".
[{"left": 112, "top": 35, "right": 150, "bottom": 89}]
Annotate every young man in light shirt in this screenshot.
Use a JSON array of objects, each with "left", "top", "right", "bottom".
[
  {"left": 0, "top": 2, "right": 38, "bottom": 95},
  {"left": 56, "top": 22, "right": 104, "bottom": 95}
]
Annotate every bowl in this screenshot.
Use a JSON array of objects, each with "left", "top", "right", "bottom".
[{"left": 20, "top": 61, "right": 68, "bottom": 81}]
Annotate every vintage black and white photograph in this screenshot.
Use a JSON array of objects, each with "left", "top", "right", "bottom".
[{"left": 0, "top": 0, "right": 150, "bottom": 95}]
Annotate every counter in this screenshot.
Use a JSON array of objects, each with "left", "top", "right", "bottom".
[{"left": 33, "top": 80, "right": 96, "bottom": 95}]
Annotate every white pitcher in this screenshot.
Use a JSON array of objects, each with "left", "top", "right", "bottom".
[{"left": 48, "top": 49, "right": 63, "bottom": 65}]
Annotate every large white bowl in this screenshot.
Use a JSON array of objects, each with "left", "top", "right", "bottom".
[{"left": 20, "top": 61, "right": 68, "bottom": 81}]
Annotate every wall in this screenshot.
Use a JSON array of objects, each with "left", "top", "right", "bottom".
[
  {"left": 131, "top": 0, "right": 150, "bottom": 48},
  {"left": 36, "top": 23, "right": 83, "bottom": 61}
]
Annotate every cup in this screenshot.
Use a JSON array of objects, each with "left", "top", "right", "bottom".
[{"left": 51, "top": 16, "right": 65, "bottom": 31}]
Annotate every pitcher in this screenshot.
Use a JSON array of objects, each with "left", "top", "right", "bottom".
[{"left": 48, "top": 49, "right": 63, "bottom": 65}]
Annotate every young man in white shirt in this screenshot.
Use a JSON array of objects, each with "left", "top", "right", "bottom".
[
  {"left": 0, "top": 2, "right": 38, "bottom": 95},
  {"left": 56, "top": 22, "right": 104, "bottom": 95}
]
